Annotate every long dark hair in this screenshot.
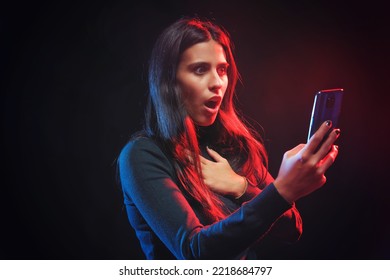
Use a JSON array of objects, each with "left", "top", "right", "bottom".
[{"left": 145, "top": 17, "right": 268, "bottom": 221}]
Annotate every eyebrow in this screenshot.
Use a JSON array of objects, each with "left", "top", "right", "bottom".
[{"left": 187, "top": 62, "right": 229, "bottom": 68}]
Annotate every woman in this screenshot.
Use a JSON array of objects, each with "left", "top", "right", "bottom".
[{"left": 118, "top": 17, "right": 340, "bottom": 259}]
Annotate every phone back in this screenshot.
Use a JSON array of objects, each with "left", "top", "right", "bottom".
[{"left": 307, "top": 89, "right": 343, "bottom": 142}]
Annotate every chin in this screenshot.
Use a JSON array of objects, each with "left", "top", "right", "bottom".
[{"left": 195, "top": 117, "right": 217, "bottom": 127}]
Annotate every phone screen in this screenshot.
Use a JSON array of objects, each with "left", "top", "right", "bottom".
[{"left": 307, "top": 88, "right": 343, "bottom": 142}]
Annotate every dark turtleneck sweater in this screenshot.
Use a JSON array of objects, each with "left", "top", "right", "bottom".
[{"left": 118, "top": 132, "right": 302, "bottom": 259}]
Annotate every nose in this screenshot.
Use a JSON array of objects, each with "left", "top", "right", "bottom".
[{"left": 209, "top": 70, "right": 223, "bottom": 93}]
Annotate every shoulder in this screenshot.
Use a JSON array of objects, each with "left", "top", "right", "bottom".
[
  {"left": 118, "top": 136, "right": 177, "bottom": 193},
  {"left": 119, "top": 137, "right": 162, "bottom": 162},
  {"left": 120, "top": 136, "right": 158, "bottom": 154},
  {"left": 118, "top": 136, "right": 173, "bottom": 171}
]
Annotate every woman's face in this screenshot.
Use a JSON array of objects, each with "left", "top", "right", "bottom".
[{"left": 176, "top": 40, "right": 229, "bottom": 126}]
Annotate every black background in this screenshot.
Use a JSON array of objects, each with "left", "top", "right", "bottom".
[{"left": 2, "top": 0, "right": 389, "bottom": 259}]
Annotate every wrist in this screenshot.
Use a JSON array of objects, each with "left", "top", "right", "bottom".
[
  {"left": 234, "top": 176, "right": 248, "bottom": 199},
  {"left": 273, "top": 178, "right": 296, "bottom": 204}
]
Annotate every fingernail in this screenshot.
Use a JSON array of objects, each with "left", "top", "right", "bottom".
[
  {"left": 335, "top": 129, "right": 341, "bottom": 136},
  {"left": 326, "top": 120, "right": 332, "bottom": 126}
]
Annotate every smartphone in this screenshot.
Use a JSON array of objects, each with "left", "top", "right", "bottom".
[{"left": 307, "top": 88, "right": 343, "bottom": 143}]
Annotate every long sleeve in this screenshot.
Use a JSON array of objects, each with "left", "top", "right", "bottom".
[
  {"left": 118, "top": 138, "right": 294, "bottom": 259},
  {"left": 237, "top": 172, "right": 303, "bottom": 244}
]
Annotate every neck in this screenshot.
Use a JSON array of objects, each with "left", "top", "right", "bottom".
[{"left": 196, "top": 122, "right": 218, "bottom": 147}]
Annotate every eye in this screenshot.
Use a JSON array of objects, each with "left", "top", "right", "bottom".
[
  {"left": 193, "top": 65, "right": 208, "bottom": 75},
  {"left": 217, "top": 65, "right": 228, "bottom": 76}
]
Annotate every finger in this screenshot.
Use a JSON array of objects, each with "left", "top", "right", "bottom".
[
  {"left": 318, "top": 145, "right": 339, "bottom": 174},
  {"left": 289, "top": 144, "right": 306, "bottom": 155},
  {"left": 199, "top": 155, "right": 211, "bottom": 165},
  {"left": 206, "top": 146, "right": 226, "bottom": 162},
  {"left": 314, "top": 128, "right": 340, "bottom": 162},
  {"left": 305, "top": 120, "right": 332, "bottom": 154},
  {"left": 285, "top": 144, "right": 305, "bottom": 161}
]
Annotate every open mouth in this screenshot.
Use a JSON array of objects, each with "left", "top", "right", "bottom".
[
  {"left": 204, "top": 96, "right": 221, "bottom": 110},
  {"left": 205, "top": 100, "right": 218, "bottom": 109}
]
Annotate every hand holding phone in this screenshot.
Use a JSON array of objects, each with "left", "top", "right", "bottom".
[
  {"left": 273, "top": 89, "right": 343, "bottom": 203},
  {"left": 307, "top": 88, "right": 343, "bottom": 143}
]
